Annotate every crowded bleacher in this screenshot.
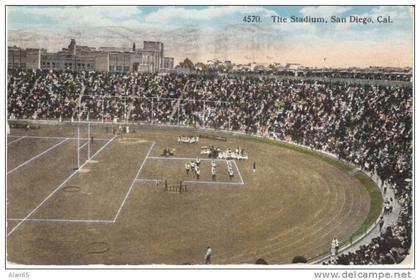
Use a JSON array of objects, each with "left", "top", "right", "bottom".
[{"left": 7, "top": 69, "right": 412, "bottom": 264}]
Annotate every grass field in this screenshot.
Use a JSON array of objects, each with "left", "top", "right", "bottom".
[{"left": 6, "top": 123, "right": 374, "bottom": 265}]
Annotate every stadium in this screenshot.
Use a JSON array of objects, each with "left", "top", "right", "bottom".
[{"left": 6, "top": 69, "right": 412, "bottom": 265}]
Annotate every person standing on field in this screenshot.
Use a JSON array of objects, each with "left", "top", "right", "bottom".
[
  {"left": 204, "top": 246, "right": 212, "bottom": 264},
  {"left": 379, "top": 216, "right": 385, "bottom": 232}
]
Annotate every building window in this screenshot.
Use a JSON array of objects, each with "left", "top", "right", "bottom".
[
  {"left": 124, "top": 66, "right": 129, "bottom": 72},
  {"left": 116, "top": 66, "right": 122, "bottom": 71},
  {"left": 109, "top": 66, "right": 114, "bottom": 71}
]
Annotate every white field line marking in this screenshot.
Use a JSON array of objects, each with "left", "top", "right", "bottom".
[
  {"left": 8, "top": 135, "right": 109, "bottom": 141},
  {"left": 232, "top": 160, "right": 245, "bottom": 185},
  {"left": 148, "top": 156, "right": 226, "bottom": 161},
  {"left": 7, "top": 218, "right": 114, "bottom": 224},
  {"left": 113, "top": 141, "right": 156, "bottom": 222},
  {"left": 184, "top": 180, "right": 244, "bottom": 185},
  {"left": 7, "top": 136, "right": 116, "bottom": 237},
  {"left": 7, "top": 136, "right": 27, "bottom": 145},
  {"left": 7, "top": 138, "right": 69, "bottom": 175},
  {"left": 136, "top": 178, "right": 163, "bottom": 182},
  {"left": 78, "top": 140, "right": 89, "bottom": 150}
]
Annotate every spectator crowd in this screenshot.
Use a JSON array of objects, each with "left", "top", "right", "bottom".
[{"left": 7, "top": 69, "right": 412, "bottom": 265}]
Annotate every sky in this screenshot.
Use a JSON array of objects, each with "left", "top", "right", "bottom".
[{"left": 7, "top": 6, "right": 414, "bottom": 67}]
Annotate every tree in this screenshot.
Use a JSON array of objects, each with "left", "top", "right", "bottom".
[
  {"left": 178, "top": 58, "right": 195, "bottom": 70},
  {"left": 217, "top": 64, "right": 227, "bottom": 72},
  {"left": 195, "top": 62, "right": 208, "bottom": 71}
]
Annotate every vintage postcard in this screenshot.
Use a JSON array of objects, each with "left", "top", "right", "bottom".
[{"left": 4, "top": 3, "right": 414, "bottom": 273}]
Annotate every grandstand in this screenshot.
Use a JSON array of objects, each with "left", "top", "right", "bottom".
[{"left": 6, "top": 69, "right": 412, "bottom": 265}]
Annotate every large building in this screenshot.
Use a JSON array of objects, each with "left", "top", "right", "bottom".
[
  {"left": 163, "top": 57, "right": 175, "bottom": 69},
  {"left": 8, "top": 46, "right": 43, "bottom": 70},
  {"left": 8, "top": 39, "right": 174, "bottom": 73}
]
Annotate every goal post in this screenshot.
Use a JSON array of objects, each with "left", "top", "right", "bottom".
[
  {"left": 88, "top": 122, "right": 91, "bottom": 160},
  {"left": 77, "top": 127, "right": 80, "bottom": 169},
  {"left": 76, "top": 122, "right": 91, "bottom": 170}
]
